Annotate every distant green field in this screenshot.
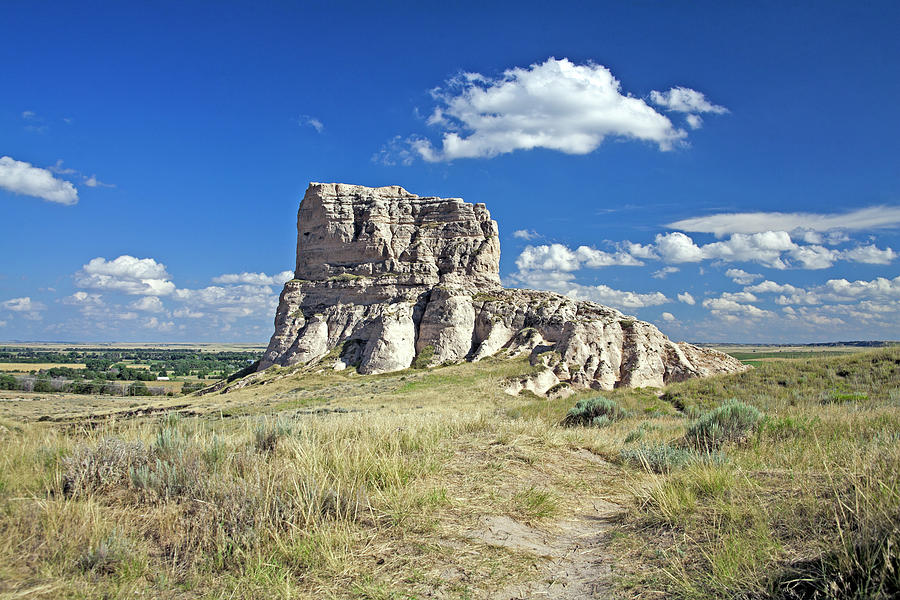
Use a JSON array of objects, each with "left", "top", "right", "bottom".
[{"left": 727, "top": 350, "right": 854, "bottom": 361}]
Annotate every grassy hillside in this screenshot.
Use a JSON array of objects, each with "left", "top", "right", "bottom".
[{"left": 0, "top": 349, "right": 897, "bottom": 598}]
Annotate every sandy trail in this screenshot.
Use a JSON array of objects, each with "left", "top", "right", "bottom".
[{"left": 471, "top": 498, "right": 623, "bottom": 599}]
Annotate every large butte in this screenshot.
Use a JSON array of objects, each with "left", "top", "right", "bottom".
[{"left": 258, "top": 183, "right": 746, "bottom": 395}]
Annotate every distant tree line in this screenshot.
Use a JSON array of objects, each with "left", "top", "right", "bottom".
[
  {"left": 0, "top": 348, "right": 261, "bottom": 381},
  {"left": 0, "top": 373, "right": 207, "bottom": 396}
]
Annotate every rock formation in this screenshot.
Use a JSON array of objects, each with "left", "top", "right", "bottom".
[{"left": 260, "top": 183, "right": 746, "bottom": 394}]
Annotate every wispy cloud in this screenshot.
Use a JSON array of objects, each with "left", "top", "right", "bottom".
[
  {"left": 83, "top": 175, "right": 115, "bottom": 188},
  {"left": 651, "top": 266, "right": 680, "bottom": 279},
  {"left": 49, "top": 160, "right": 114, "bottom": 188},
  {"left": 21, "top": 110, "right": 48, "bottom": 133},
  {"left": 650, "top": 87, "right": 728, "bottom": 114},
  {"left": 48, "top": 159, "right": 78, "bottom": 175},
  {"left": 668, "top": 206, "right": 900, "bottom": 236},
  {"left": 298, "top": 114, "right": 324, "bottom": 133}
]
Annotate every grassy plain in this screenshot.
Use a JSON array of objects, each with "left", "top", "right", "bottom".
[{"left": 0, "top": 348, "right": 898, "bottom": 598}]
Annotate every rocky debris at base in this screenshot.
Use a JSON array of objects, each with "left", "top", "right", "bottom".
[{"left": 259, "top": 183, "right": 746, "bottom": 394}]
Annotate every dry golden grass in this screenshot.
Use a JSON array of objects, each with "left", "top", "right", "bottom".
[
  {"left": 0, "top": 349, "right": 897, "bottom": 598},
  {"left": 0, "top": 357, "right": 627, "bottom": 599}
]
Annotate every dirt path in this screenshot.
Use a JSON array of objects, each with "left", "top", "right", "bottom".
[{"left": 472, "top": 498, "right": 623, "bottom": 599}]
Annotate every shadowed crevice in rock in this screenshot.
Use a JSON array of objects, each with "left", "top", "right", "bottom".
[{"left": 260, "top": 183, "right": 746, "bottom": 393}]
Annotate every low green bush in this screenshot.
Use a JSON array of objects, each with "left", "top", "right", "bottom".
[{"left": 411, "top": 345, "right": 435, "bottom": 369}]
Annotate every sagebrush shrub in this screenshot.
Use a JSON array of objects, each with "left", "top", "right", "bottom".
[
  {"left": 624, "top": 422, "right": 659, "bottom": 443},
  {"left": 620, "top": 444, "right": 700, "bottom": 473},
  {"left": 563, "top": 396, "right": 628, "bottom": 426},
  {"left": 130, "top": 457, "right": 204, "bottom": 500},
  {"left": 253, "top": 418, "right": 295, "bottom": 453},
  {"left": 685, "top": 399, "right": 762, "bottom": 449},
  {"left": 62, "top": 437, "right": 149, "bottom": 496},
  {"left": 76, "top": 530, "right": 132, "bottom": 574}
]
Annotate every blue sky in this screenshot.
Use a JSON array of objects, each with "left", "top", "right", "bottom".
[{"left": 2, "top": 1, "right": 899, "bottom": 343}]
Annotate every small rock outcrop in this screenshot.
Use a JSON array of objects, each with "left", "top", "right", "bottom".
[{"left": 260, "top": 183, "right": 746, "bottom": 393}]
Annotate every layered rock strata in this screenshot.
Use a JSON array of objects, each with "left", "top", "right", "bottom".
[{"left": 260, "top": 183, "right": 746, "bottom": 393}]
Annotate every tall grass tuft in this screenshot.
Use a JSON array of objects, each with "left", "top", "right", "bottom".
[{"left": 764, "top": 443, "right": 900, "bottom": 599}]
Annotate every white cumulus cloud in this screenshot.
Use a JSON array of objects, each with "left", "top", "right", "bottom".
[
  {"left": 787, "top": 244, "right": 838, "bottom": 270},
  {"left": 76, "top": 256, "right": 176, "bottom": 296},
  {"left": 654, "top": 232, "right": 704, "bottom": 263},
  {"left": 631, "top": 230, "right": 893, "bottom": 270},
  {"left": 212, "top": 270, "right": 294, "bottom": 286},
  {"left": 512, "top": 229, "right": 541, "bottom": 241},
  {"left": 129, "top": 296, "right": 165, "bottom": 313},
  {"left": 578, "top": 285, "right": 669, "bottom": 309},
  {"left": 677, "top": 292, "right": 696, "bottom": 305},
  {"left": 515, "top": 243, "right": 642, "bottom": 272},
  {"left": 702, "top": 295, "right": 773, "bottom": 320},
  {"left": 0, "top": 155, "right": 78, "bottom": 205},
  {"left": 506, "top": 269, "right": 668, "bottom": 310},
  {"left": 2, "top": 296, "right": 46, "bottom": 320},
  {"left": 725, "top": 268, "right": 762, "bottom": 285},
  {"left": 701, "top": 231, "right": 796, "bottom": 269},
  {"left": 748, "top": 275, "right": 900, "bottom": 308},
  {"left": 62, "top": 291, "right": 104, "bottom": 306},
  {"left": 745, "top": 280, "right": 800, "bottom": 294},
  {"left": 839, "top": 244, "right": 897, "bottom": 265},
  {"left": 407, "top": 57, "right": 694, "bottom": 162},
  {"left": 652, "top": 266, "right": 680, "bottom": 279},
  {"left": 173, "top": 284, "right": 279, "bottom": 319},
  {"left": 685, "top": 114, "right": 703, "bottom": 129},
  {"left": 144, "top": 317, "right": 175, "bottom": 332}
]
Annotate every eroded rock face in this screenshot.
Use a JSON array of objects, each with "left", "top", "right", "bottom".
[
  {"left": 260, "top": 183, "right": 746, "bottom": 392},
  {"left": 295, "top": 183, "right": 500, "bottom": 288}
]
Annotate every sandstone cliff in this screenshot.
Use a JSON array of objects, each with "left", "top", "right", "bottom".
[{"left": 260, "top": 183, "right": 746, "bottom": 394}]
